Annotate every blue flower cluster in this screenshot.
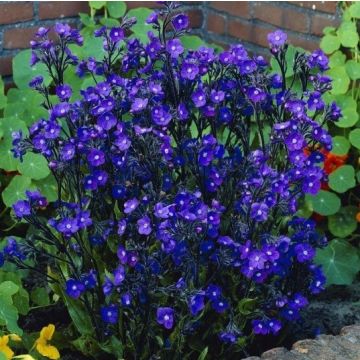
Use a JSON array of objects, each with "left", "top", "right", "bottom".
[{"left": 5, "top": 2, "right": 340, "bottom": 357}]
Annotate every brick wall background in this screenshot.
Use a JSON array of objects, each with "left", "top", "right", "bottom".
[{"left": 0, "top": 1, "right": 340, "bottom": 80}]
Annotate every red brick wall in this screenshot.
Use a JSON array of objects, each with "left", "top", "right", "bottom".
[
  {"left": 0, "top": 1, "right": 340, "bottom": 79},
  {"left": 203, "top": 1, "right": 340, "bottom": 53}
]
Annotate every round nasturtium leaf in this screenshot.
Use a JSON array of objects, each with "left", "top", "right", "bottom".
[
  {"left": 328, "top": 206, "right": 358, "bottom": 238},
  {"left": 305, "top": 190, "right": 341, "bottom": 216},
  {"left": 329, "top": 51, "right": 346, "bottom": 68},
  {"left": 82, "top": 37, "right": 106, "bottom": 61},
  {"left": 335, "top": 107, "right": 358, "bottom": 128},
  {"left": 0, "top": 140, "right": 20, "bottom": 172},
  {"left": 13, "top": 50, "right": 52, "bottom": 90},
  {"left": 345, "top": 59, "right": 360, "bottom": 80},
  {"left": 349, "top": 128, "right": 360, "bottom": 149},
  {"left": 327, "top": 67, "right": 350, "bottom": 95},
  {"left": 2, "top": 175, "right": 32, "bottom": 207},
  {"left": 330, "top": 93, "right": 357, "bottom": 110},
  {"left": 127, "top": 8, "right": 154, "bottom": 40},
  {"left": 107, "top": 1, "right": 126, "bottom": 18},
  {"left": 349, "top": 1, "right": 360, "bottom": 18},
  {"left": 89, "top": 1, "right": 106, "bottom": 9},
  {"left": 0, "top": 117, "right": 28, "bottom": 139},
  {"left": 315, "top": 239, "right": 360, "bottom": 285},
  {"left": 331, "top": 136, "right": 350, "bottom": 155},
  {"left": 320, "top": 34, "right": 341, "bottom": 54},
  {"left": 17, "top": 153, "right": 50, "bottom": 180},
  {"left": 338, "top": 21, "right": 359, "bottom": 48},
  {"left": 99, "top": 17, "right": 120, "bottom": 27},
  {"left": 33, "top": 175, "right": 58, "bottom": 202},
  {"left": 328, "top": 165, "right": 356, "bottom": 193}
]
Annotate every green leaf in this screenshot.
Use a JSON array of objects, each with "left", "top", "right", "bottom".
[
  {"left": 330, "top": 93, "right": 357, "bottom": 111},
  {"left": 329, "top": 51, "right": 346, "bottom": 68},
  {"left": 107, "top": 1, "right": 126, "bottom": 18},
  {"left": 328, "top": 206, "right": 358, "bottom": 238},
  {"left": 2, "top": 175, "right": 32, "bottom": 207},
  {"left": 0, "top": 77, "right": 6, "bottom": 109},
  {"left": 349, "top": 128, "right": 360, "bottom": 149},
  {"left": 99, "top": 17, "right": 120, "bottom": 27},
  {"left": 0, "top": 299, "right": 22, "bottom": 335},
  {"left": 327, "top": 67, "right": 350, "bottom": 94},
  {"left": 33, "top": 174, "right": 58, "bottom": 202},
  {"left": 337, "top": 21, "right": 359, "bottom": 48},
  {"left": 331, "top": 136, "right": 350, "bottom": 155},
  {"left": 79, "top": 13, "right": 96, "bottom": 27},
  {"left": 13, "top": 50, "right": 52, "bottom": 89},
  {"left": 18, "top": 153, "right": 50, "bottom": 180},
  {"left": 0, "top": 281, "right": 19, "bottom": 297},
  {"left": 305, "top": 190, "right": 341, "bottom": 216},
  {"left": 349, "top": 2, "right": 360, "bottom": 18},
  {"left": 320, "top": 34, "right": 340, "bottom": 54},
  {"left": 335, "top": 107, "right": 358, "bottom": 128},
  {"left": 0, "top": 281, "right": 22, "bottom": 335},
  {"left": 31, "top": 287, "right": 50, "bottom": 307},
  {"left": 0, "top": 140, "right": 20, "bottom": 171},
  {"left": 237, "top": 298, "right": 257, "bottom": 315},
  {"left": 181, "top": 35, "right": 205, "bottom": 50},
  {"left": 82, "top": 36, "right": 106, "bottom": 61},
  {"left": 0, "top": 116, "right": 28, "bottom": 139},
  {"left": 315, "top": 239, "right": 360, "bottom": 285},
  {"left": 198, "top": 347, "right": 208, "bottom": 360},
  {"left": 1, "top": 175, "right": 31, "bottom": 207},
  {"left": 328, "top": 165, "right": 355, "bottom": 193},
  {"left": 127, "top": 8, "right": 153, "bottom": 41},
  {"left": 345, "top": 60, "right": 360, "bottom": 80},
  {"left": 89, "top": 1, "right": 106, "bottom": 9},
  {"left": 13, "top": 288, "right": 29, "bottom": 315},
  {"left": 323, "top": 26, "right": 336, "bottom": 35}
]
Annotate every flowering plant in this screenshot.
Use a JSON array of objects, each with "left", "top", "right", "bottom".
[{"left": 2, "top": 2, "right": 341, "bottom": 358}]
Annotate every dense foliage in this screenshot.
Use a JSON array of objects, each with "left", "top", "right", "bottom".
[
  {"left": 307, "top": 1, "right": 360, "bottom": 285},
  {"left": 0, "top": 2, "right": 348, "bottom": 359}
]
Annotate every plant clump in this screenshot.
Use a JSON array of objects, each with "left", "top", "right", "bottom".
[{"left": 1, "top": 2, "right": 341, "bottom": 358}]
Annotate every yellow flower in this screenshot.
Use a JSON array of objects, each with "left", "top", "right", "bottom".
[
  {"left": 13, "top": 356, "right": 36, "bottom": 360},
  {"left": 0, "top": 335, "right": 14, "bottom": 360},
  {"left": 9, "top": 334, "right": 22, "bottom": 342},
  {"left": 35, "top": 324, "right": 60, "bottom": 360}
]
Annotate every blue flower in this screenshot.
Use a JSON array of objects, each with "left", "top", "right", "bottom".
[
  {"left": 156, "top": 307, "right": 174, "bottom": 329},
  {"left": 189, "top": 293, "right": 205, "bottom": 316},
  {"left": 66, "top": 279, "right": 85, "bottom": 299},
  {"left": 101, "top": 304, "right": 118, "bottom": 324}
]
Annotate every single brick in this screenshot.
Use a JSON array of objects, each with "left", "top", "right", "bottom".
[
  {"left": 228, "top": 20, "right": 269, "bottom": 48},
  {"left": 39, "top": 1, "right": 89, "bottom": 19},
  {"left": 0, "top": 2, "right": 33, "bottom": 25},
  {"left": 207, "top": 13, "right": 226, "bottom": 34},
  {"left": 293, "top": 1, "right": 337, "bottom": 13},
  {"left": 0, "top": 56, "right": 13, "bottom": 76},
  {"left": 311, "top": 14, "right": 339, "bottom": 36},
  {"left": 125, "top": 1, "right": 160, "bottom": 10},
  {"left": 188, "top": 9, "right": 203, "bottom": 28},
  {"left": 211, "top": 2, "right": 250, "bottom": 19},
  {"left": 3, "top": 27, "right": 38, "bottom": 49},
  {"left": 4, "top": 24, "right": 75, "bottom": 50},
  {"left": 287, "top": 33, "right": 319, "bottom": 51},
  {"left": 253, "top": 3, "right": 309, "bottom": 33}
]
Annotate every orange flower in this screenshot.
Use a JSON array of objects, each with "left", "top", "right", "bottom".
[
  {"left": 321, "top": 149, "right": 348, "bottom": 175},
  {"left": 356, "top": 212, "right": 360, "bottom": 223}
]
